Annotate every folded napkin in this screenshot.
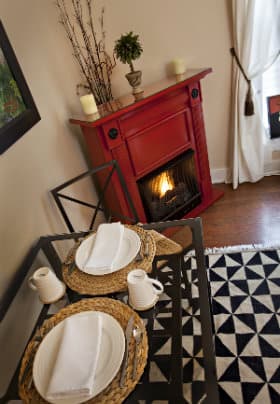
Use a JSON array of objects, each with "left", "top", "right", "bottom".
[
  {"left": 84, "top": 222, "right": 124, "bottom": 273},
  {"left": 46, "top": 312, "right": 102, "bottom": 402}
]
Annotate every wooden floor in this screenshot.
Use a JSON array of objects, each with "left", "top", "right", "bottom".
[{"left": 172, "top": 175, "right": 280, "bottom": 248}]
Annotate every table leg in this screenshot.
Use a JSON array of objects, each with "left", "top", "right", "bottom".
[{"left": 192, "top": 220, "right": 220, "bottom": 404}]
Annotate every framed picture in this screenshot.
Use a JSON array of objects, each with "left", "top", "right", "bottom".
[
  {"left": 0, "top": 20, "right": 40, "bottom": 154},
  {"left": 267, "top": 95, "right": 280, "bottom": 139}
]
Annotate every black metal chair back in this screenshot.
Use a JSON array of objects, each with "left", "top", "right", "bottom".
[{"left": 51, "top": 160, "right": 139, "bottom": 233}]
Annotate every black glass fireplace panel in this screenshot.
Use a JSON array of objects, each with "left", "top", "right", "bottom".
[{"left": 138, "top": 150, "right": 201, "bottom": 222}]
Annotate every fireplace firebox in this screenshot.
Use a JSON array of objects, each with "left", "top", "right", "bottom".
[
  {"left": 70, "top": 68, "right": 224, "bottom": 223},
  {"left": 138, "top": 150, "right": 201, "bottom": 222}
]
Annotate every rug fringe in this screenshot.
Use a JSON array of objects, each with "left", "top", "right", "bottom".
[
  {"left": 205, "top": 242, "right": 280, "bottom": 255},
  {"left": 185, "top": 242, "right": 280, "bottom": 257}
]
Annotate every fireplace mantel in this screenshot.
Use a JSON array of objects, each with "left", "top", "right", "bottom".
[{"left": 70, "top": 68, "right": 223, "bottom": 222}]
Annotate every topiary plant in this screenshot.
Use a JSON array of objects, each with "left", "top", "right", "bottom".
[{"left": 114, "top": 31, "right": 143, "bottom": 73}]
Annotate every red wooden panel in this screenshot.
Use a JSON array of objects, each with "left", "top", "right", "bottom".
[
  {"left": 80, "top": 127, "right": 128, "bottom": 222},
  {"left": 191, "top": 103, "right": 212, "bottom": 197},
  {"left": 127, "top": 110, "right": 192, "bottom": 177},
  {"left": 188, "top": 82, "right": 201, "bottom": 107},
  {"left": 101, "top": 119, "right": 123, "bottom": 150},
  {"left": 82, "top": 126, "right": 110, "bottom": 164},
  {"left": 120, "top": 89, "right": 188, "bottom": 137},
  {"left": 112, "top": 145, "right": 147, "bottom": 222}
]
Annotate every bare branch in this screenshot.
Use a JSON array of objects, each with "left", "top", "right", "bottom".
[{"left": 55, "top": 0, "right": 115, "bottom": 105}]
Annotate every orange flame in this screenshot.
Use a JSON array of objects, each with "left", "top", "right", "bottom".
[{"left": 158, "top": 172, "right": 174, "bottom": 197}]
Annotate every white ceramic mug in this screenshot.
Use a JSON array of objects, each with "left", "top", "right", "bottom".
[
  {"left": 28, "top": 267, "right": 66, "bottom": 304},
  {"left": 127, "top": 269, "right": 164, "bottom": 311}
]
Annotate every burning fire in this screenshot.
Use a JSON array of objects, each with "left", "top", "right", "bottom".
[{"left": 158, "top": 172, "right": 174, "bottom": 197}]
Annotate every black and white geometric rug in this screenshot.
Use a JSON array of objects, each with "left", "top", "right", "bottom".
[{"left": 182, "top": 246, "right": 280, "bottom": 403}]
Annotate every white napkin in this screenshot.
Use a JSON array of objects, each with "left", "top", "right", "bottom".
[
  {"left": 46, "top": 312, "right": 102, "bottom": 401},
  {"left": 84, "top": 222, "right": 124, "bottom": 273}
]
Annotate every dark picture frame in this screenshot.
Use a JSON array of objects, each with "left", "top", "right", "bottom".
[
  {"left": 0, "top": 20, "right": 40, "bottom": 154},
  {"left": 267, "top": 94, "right": 280, "bottom": 139}
]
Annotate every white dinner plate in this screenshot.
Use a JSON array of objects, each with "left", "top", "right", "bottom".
[
  {"left": 75, "top": 227, "right": 141, "bottom": 275},
  {"left": 33, "top": 311, "right": 125, "bottom": 404}
]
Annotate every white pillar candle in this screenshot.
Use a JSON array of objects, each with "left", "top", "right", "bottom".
[
  {"left": 80, "top": 94, "right": 98, "bottom": 115},
  {"left": 172, "top": 58, "right": 186, "bottom": 75}
]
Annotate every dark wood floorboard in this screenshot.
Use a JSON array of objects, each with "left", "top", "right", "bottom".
[{"left": 172, "top": 175, "right": 280, "bottom": 248}]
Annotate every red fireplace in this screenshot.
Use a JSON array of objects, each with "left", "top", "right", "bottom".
[{"left": 70, "top": 68, "right": 223, "bottom": 223}]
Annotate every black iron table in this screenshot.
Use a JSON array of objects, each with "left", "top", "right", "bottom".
[{"left": 0, "top": 218, "right": 219, "bottom": 404}]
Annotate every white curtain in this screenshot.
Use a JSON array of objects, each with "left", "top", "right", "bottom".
[{"left": 231, "top": 0, "right": 280, "bottom": 189}]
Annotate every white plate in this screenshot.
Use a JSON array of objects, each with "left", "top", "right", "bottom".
[
  {"left": 33, "top": 311, "right": 125, "bottom": 404},
  {"left": 75, "top": 227, "right": 141, "bottom": 275}
]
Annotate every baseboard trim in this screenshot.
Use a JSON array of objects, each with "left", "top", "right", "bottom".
[
  {"left": 211, "top": 164, "right": 280, "bottom": 184},
  {"left": 210, "top": 168, "right": 229, "bottom": 184},
  {"left": 264, "top": 159, "right": 280, "bottom": 176}
]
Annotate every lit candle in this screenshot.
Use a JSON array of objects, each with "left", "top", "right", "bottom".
[
  {"left": 80, "top": 94, "right": 98, "bottom": 115},
  {"left": 172, "top": 58, "right": 186, "bottom": 75}
]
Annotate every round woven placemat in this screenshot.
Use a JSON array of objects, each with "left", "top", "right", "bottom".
[
  {"left": 62, "top": 225, "right": 156, "bottom": 295},
  {"left": 19, "top": 298, "right": 148, "bottom": 404}
]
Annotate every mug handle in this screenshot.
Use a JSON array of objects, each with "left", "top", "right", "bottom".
[
  {"left": 28, "top": 277, "right": 37, "bottom": 291},
  {"left": 148, "top": 278, "right": 164, "bottom": 295}
]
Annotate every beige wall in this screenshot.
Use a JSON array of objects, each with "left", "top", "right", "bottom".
[
  {"left": 104, "top": 0, "right": 232, "bottom": 170},
  {"left": 0, "top": 0, "right": 92, "bottom": 295},
  {"left": 0, "top": 1, "right": 232, "bottom": 295}
]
